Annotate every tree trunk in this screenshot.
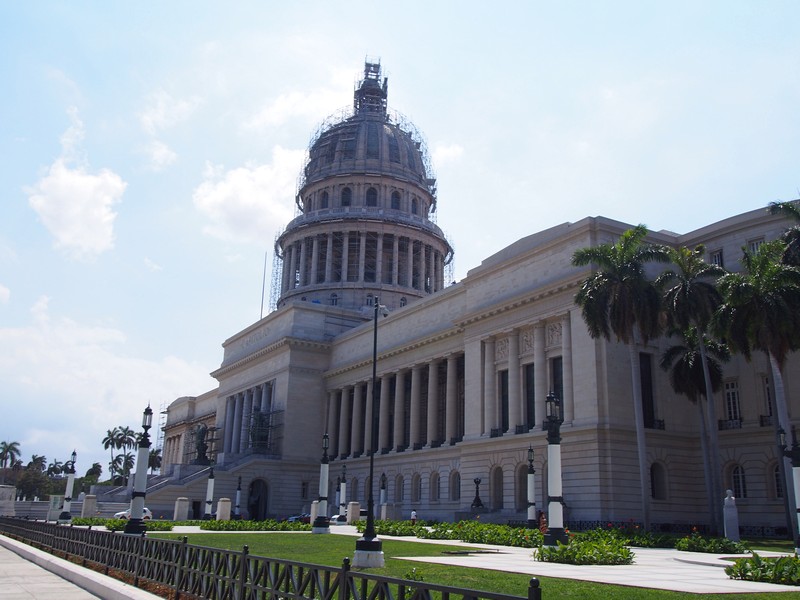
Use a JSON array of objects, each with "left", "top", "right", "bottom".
[
  {"left": 627, "top": 341, "right": 651, "bottom": 530},
  {"left": 696, "top": 397, "right": 718, "bottom": 534},
  {"left": 698, "top": 339, "right": 723, "bottom": 534},
  {"left": 769, "top": 353, "right": 797, "bottom": 541}
]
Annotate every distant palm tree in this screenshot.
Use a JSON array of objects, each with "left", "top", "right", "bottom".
[
  {"left": 46, "top": 459, "right": 63, "bottom": 477},
  {"left": 572, "top": 225, "right": 670, "bottom": 530},
  {"left": 656, "top": 245, "right": 726, "bottom": 532},
  {"left": 102, "top": 427, "right": 120, "bottom": 476},
  {"left": 0, "top": 440, "right": 21, "bottom": 469},
  {"left": 85, "top": 462, "right": 103, "bottom": 480},
  {"left": 148, "top": 448, "right": 162, "bottom": 474},
  {"left": 660, "top": 327, "right": 729, "bottom": 533},
  {"left": 27, "top": 455, "right": 46, "bottom": 472},
  {"left": 768, "top": 200, "right": 800, "bottom": 266}
]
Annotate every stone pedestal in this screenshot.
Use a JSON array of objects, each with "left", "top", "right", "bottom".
[
  {"left": 0, "top": 485, "right": 15, "bottom": 516},
  {"left": 47, "top": 496, "right": 64, "bottom": 522},
  {"left": 347, "top": 501, "right": 360, "bottom": 524},
  {"left": 174, "top": 497, "right": 190, "bottom": 521},
  {"left": 216, "top": 498, "right": 231, "bottom": 521},
  {"left": 380, "top": 503, "right": 398, "bottom": 521},
  {"left": 80, "top": 495, "right": 97, "bottom": 518},
  {"left": 310, "top": 500, "right": 319, "bottom": 523},
  {"left": 723, "top": 490, "right": 740, "bottom": 542}
]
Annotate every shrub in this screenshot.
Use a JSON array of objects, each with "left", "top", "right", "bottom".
[
  {"left": 199, "top": 519, "right": 311, "bottom": 532},
  {"left": 535, "top": 537, "right": 635, "bottom": 565},
  {"left": 675, "top": 531, "right": 749, "bottom": 554},
  {"left": 725, "top": 553, "right": 800, "bottom": 585}
]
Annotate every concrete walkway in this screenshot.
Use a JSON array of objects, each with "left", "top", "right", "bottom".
[{"left": 0, "top": 535, "right": 160, "bottom": 600}]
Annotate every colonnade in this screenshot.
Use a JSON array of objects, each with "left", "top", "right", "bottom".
[
  {"left": 222, "top": 381, "right": 276, "bottom": 456},
  {"left": 162, "top": 433, "right": 184, "bottom": 470},
  {"left": 326, "top": 354, "right": 465, "bottom": 460},
  {"left": 281, "top": 231, "right": 446, "bottom": 296}
]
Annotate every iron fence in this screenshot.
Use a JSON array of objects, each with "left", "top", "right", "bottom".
[{"left": 0, "top": 517, "right": 541, "bottom": 600}]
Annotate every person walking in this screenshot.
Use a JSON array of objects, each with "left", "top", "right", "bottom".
[{"left": 410, "top": 509, "right": 417, "bottom": 525}]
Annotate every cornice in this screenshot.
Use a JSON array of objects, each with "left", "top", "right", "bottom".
[{"left": 212, "top": 337, "right": 331, "bottom": 379}]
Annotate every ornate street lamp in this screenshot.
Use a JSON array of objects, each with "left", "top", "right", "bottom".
[
  {"left": 778, "top": 428, "right": 800, "bottom": 556},
  {"left": 312, "top": 433, "right": 330, "bottom": 533},
  {"left": 543, "top": 391, "right": 568, "bottom": 545},
  {"left": 353, "top": 295, "right": 388, "bottom": 568},
  {"left": 234, "top": 476, "right": 242, "bottom": 520},
  {"left": 124, "top": 405, "right": 153, "bottom": 535},
  {"left": 471, "top": 477, "right": 483, "bottom": 508},
  {"left": 527, "top": 446, "right": 536, "bottom": 529},
  {"left": 379, "top": 473, "right": 387, "bottom": 507},
  {"left": 339, "top": 464, "right": 347, "bottom": 518},
  {"left": 57, "top": 450, "right": 77, "bottom": 523}
]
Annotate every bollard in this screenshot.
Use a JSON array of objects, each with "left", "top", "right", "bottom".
[
  {"left": 528, "top": 577, "right": 542, "bottom": 600},
  {"left": 238, "top": 545, "right": 250, "bottom": 600}
]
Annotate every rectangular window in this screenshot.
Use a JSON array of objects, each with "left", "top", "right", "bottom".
[
  {"left": 710, "top": 249, "right": 724, "bottom": 268},
  {"left": 747, "top": 238, "right": 764, "bottom": 254},
  {"left": 763, "top": 376, "right": 773, "bottom": 416},
  {"left": 499, "top": 369, "right": 509, "bottom": 432},
  {"left": 640, "top": 353, "right": 656, "bottom": 428},
  {"left": 550, "top": 356, "right": 563, "bottom": 404},
  {"left": 725, "top": 380, "right": 741, "bottom": 422},
  {"left": 524, "top": 363, "right": 535, "bottom": 430}
]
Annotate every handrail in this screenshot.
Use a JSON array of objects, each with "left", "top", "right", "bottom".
[{"left": 0, "top": 517, "right": 541, "bottom": 600}]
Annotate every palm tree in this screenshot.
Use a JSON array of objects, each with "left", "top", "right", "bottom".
[
  {"left": 655, "top": 245, "right": 726, "bottom": 532},
  {"left": 0, "top": 440, "right": 21, "bottom": 469},
  {"left": 715, "top": 239, "right": 800, "bottom": 535},
  {"left": 768, "top": 200, "right": 800, "bottom": 266},
  {"left": 102, "top": 427, "right": 120, "bottom": 468},
  {"left": 572, "top": 224, "right": 670, "bottom": 530},
  {"left": 85, "top": 462, "right": 102, "bottom": 481},
  {"left": 46, "top": 459, "right": 63, "bottom": 477},
  {"left": 27, "top": 455, "right": 46, "bottom": 472},
  {"left": 148, "top": 448, "right": 162, "bottom": 474},
  {"left": 660, "top": 327, "right": 729, "bottom": 533},
  {"left": 117, "top": 426, "right": 137, "bottom": 482}
]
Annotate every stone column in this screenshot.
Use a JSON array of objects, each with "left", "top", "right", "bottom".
[
  {"left": 394, "top": 370, "right": 406, "bottom": 451},
  {"left": 406, "top": 238, "right": 414, "bottom": 289},
  {"left": 338, "top": 387, "right": 351, "bottom": 458},
  {"left": 364, "top": 379, "right": 374, "bottom": 453},
  {"left": 445, "top": 355, "right": 458, "bottom": 444},
  {"left": 534, "top": 323, "right": 547, "bottom": 430},
  {"left": 483, "top": 338, "right": 497, "bottom": 435},
  {"left": 342, "top": 232, "right": 350, "bottom": 282},
  {"left": 261, "top": 381, "right": 271, "bottom": 413},
  {"left": 240, "top": 389, "right": 253, "bottom": 453},
  {"left": 409, "top": 365, "right": 422, "bottom": 449},
  {"left": 562, "top": 312, "right": 574, "bottom": 423},
  {"left": 310, "top": 236, "right": 320, "bottom": 285},
  {"left": 464, "top": 339, "right": 483, "bottom": 439},
  {"left": 426, "top": 359, "right": 439, "bottom": 446},
  {"left": 508, "top": 330, "right": 521, "bottom": 432},
  {"left": 392, "top": 235, "right": 400, "bottom": 285},
  {"left": 281, "top": 244, "right": 292, "bottom": 293},
  {"left": 325, "top": 233, "right": 334, "bottom": 283},
  {"left": 376, "top": 233, "right": 384, "bottom": 285},
  {"left": 379, "top": 374, "right": 392, "bottom": 452},
  {"left": 223, "top": 396, "right": 235, "bottom": 454},
  {"left": 327, "top": 390, "right": 339, "bottom": 457},
  {"left": 358, "top": 231, "right": 367, "bottom": 282},
  {"left": 230, "top": 392, "right": 243, "bottom": 455},
  {"left": 427, "top": 245, "right": 435, "bottom": 292},
  {"left": 298, "top": 237, "right": 308, "bottom": 286},
  {"left": 351, "top": 383, "right": 364, "bottom": 456},
  {"left": 288, "top": 242, "right": 298, "bottom": 290}
]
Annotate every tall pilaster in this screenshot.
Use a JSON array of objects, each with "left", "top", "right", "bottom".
[
  {"left": 393, "top": 370, "right": 406, "bottom": 451},
  {"left": 508, "top": 330, "right": 521, "bottom": 432},
  {"left": 338, "top": 386, "right": 352, "bottom": 459},
  {"left": 409, "top": 365, "right": 422, "bottom": 449},
  {"left": 379, "top": 374, "right": 392, "bottom": 452},
  {"left": 534, "top": 323, "right": 547, "bottom": 429},
  {"left": 351, "top": 383, "right": 364, "bottom": 456},
  {"left": 426, "top": 360, "right": 440, "bottom": 446},
  {"left": 562, "top": 312, "right": 574, "bottom": 423},
  {"left": 483, "top": 338, "right": 497, "bottom": 435},
  {"left": 445, "top": 355, "right": 458, "bottom": 444}
]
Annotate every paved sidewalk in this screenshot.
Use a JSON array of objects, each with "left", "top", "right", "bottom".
[{"left": 0, "top": 535, "right": 160, "bottom": 600}]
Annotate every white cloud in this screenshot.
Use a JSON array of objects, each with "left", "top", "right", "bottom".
[
  {"left": 25, "top": 109, "right": 126, "bottom": 260},
  {"left": 433, "top": 143, "right": 464, "bottom": 166},
  {"left": 244, "top": 88, "right": 345, "bottom": 131},
  {"left": 139, "top": 89, "right": 201, "bottom": 136},
  {"left": 145, "top": 139, "right": 178, "bottom": 171},
  {"left": 0, "top": 296, "right": 213, "bottom": 474},
  {"left": 144, "top": 257, "right": 163, "bottom": 272},
  {"left": 0, "top": 284, "right": 9, "bottom": 304},
  {"left": 192, "top": 146, "right": 301, "bottom": 244}
]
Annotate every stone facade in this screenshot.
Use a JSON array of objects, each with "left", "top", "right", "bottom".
[{"left": 150, "top": 63, "right": 798, "bottom": 533}]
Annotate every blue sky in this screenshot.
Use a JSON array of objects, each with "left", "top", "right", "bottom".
[{"left": 1, "top": 1, "right": 798, "bottom": 477}]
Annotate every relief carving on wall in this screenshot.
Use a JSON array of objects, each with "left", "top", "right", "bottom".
[
  {"left": 547, "top": 322, "right": 562, "bottom": 347},
  {"left": 495, "top": 338, "right": 509, "bottom": 361},
  {"left": 520, "top": 326, "right": 534, "bottom": 355}
]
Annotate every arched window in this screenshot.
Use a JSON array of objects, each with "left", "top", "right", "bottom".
[
  {"left": 400, "top": 297, "right": 407, "bottom": 307},
  {"left": 330, "top": 294, "right": 338, "bottom": 306},
  {"left": 650, "top": 462, "right": 668, "bottom": 500},
  {"left": 341, "top": 187, "right": 352, "bottom": 207},
  {"left": 490, "top": 465, "right": 504, "bottom": 510},
  {"left": 450, "top": 471, "right": 461, "bottom": 501},
  {"left": 731, "top": 464, "right": 747, "bottom": 499},
  {"left": 430, "top": 472, "right": 440, "bottom": 502},
  {"left": 391, "top": 191, "right": 401, "bottom": 210},
  {"left": 395, "top": 474, "right": 405, "bottom": 503},
  {"left": 320, "top": 191, "right": 329, "bottom": 209},
  {"left": 411, "top": 473, "right": 422, "bottom": 503},
  {"left": 515, "top": 463, "right": 528, "bottom": 511},
  {"left": 366, "top": 187, "right": 378, "bottom": 207},
  {"left": 411, "top": 197, "right": 418, "bottom": 214},
  {"left": 772, "top": 463, "right": 784, "bottom": 499}
]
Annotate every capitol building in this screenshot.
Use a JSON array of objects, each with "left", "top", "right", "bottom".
[{"left": 149, "top": 62, "right": 798, "bottom": 535}]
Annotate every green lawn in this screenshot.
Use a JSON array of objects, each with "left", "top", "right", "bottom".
[{"left": 150, "top": 531, "right": 797, "bottom": 600}]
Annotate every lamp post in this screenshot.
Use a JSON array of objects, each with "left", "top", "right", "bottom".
[
  {"left": 353, "top": 295, "right": 387, "bottom": 568},
  {"left": 471, "top": 478, "right": 483, "bottom": 508},
  {"left": 312, "top": 433, "right": 330, "bottom": 533},
  {"left": 543, "top": 391, "right": 568, "bottom": 545},
  {"left": 58, "top": 450, "right": 77, "bottom": 523},
  {"left": 379, "top": 473, "right": 387, "bottom": 507},
  {"left": 124, "top": 405, "right": 153, "bottom": 535},
  {"left": 234, "top": 476, "right": 242, "bottom": 520},
  {"left": 339, "top": 464, "right": 347, "bottom": 518},
  {"left": 526, "top": 446, "right": 536, "bottom": 529},
  {"left": 203, "top": 467, "right": 215, "bottom": 519},
  {"left": 778, "top": 428, "right": 800, "bottom": 556}
]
